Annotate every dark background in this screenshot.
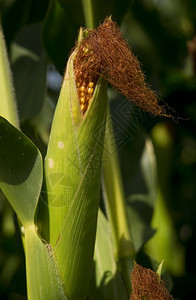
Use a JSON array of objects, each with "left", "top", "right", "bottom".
[{"left": 0, "top": 0, "right": 196, "bottom": 299}]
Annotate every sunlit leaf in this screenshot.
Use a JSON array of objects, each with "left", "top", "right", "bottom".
[
  {"left": 144, "top": 123, "right": 185, "bottom": 276},
  {"left": 0, "top": 117, "right": 42, "bottom": 226},
  {"left": 89, "top": 210, "right": 128, "bottom": 300},
  {"left": 25, "top": 225, "right": 66, "bottom": 300},
  {"left": 0, "top": 21, "right": 19, "bottom": 127}
]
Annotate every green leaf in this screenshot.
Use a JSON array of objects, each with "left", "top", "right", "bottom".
[
  {"left": 11, "top": 24, "right": 47, "bottom": 120},
  {"left": 108, "top": 100, "right": 157, "bottom": 253},
  {"left": 89, "top": 210, "right": 128, "bottom": 300},
  {"left": 81, "top": 0, "right": 95, "bottom": 28},
  {"left": 144, "top": 123, "right": 185, "bottom": 276},
  {"left": 1, "top": 0, "right": 32, "bottom": 46},
  {"left": 102, "top": 112, "right": 134, "bottom": 259},
  {"left": 156, "top": 259, "right": 164, "bottom": 278},
  {"left": 126, "top": 136, "right": 157, "bottom": 252},
  {"left": 1, "top": 0, "right": 49, "bottom": 46},
  {"left": 0, "top": 117, "right": 43, "bottom": 226},
  {"left": 43, "top": 0, "right": 84, "bottom": 73},
  {"left": 25, "top": 224, "right": 66, "bottom": 300},
  {"left": 89, "top": 0, "right": 131, "bottom": 26},
  {"left": 144, "top": 189, "right": 185, "bottom": 276},
  {"left": 0, "top": 21, "right": 19, "bottom": 127},
  {"left": 102, "top": 110, "right": 134, "bottom": 293},
  {"left": 123, "top": 1, "right": 188, "bottom": 77}
]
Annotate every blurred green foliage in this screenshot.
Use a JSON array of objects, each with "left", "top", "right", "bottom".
[{"left": 0, "top": 0, "right": 196, "bottom": 299}]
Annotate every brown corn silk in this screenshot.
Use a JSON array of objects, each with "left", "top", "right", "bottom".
[
  {"left": 74, "top": 18, "right": 169, "bottom": 116},
  {"left": 130, "top": 263, "right": 173, "bottom": 300}
]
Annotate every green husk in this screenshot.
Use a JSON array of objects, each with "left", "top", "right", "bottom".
[{"left": 40, "top": 34, "right": 108, "bottom": 299}]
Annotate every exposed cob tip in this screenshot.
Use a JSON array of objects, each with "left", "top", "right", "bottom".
[
  {"left": 74, "top": 17, "right": 172, "bottom": 117},
  {"left": 74, "top": 43, "right": 99, "bottom": 114}
]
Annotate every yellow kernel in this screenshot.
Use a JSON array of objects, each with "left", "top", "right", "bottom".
[
  {"left": 88, "top": 82, "right": 94, "bottom": 88},
  {"left": 81, "top": 104, "right": 85, "bottom": 111},
  {"left": 82, "top": 80, "right": 86, "bottom": 85},
  {"left": 88, "top": 87, "right": 94, "bottom": 94},
  {"left": 80, "top": 97, "right": 85, "bottom": 104},
  {"left": 80, "top": 92, "right": 85, "bottom": 97},
  {"left": 79, "top": 86, "right": 85, "bottom": 92}
]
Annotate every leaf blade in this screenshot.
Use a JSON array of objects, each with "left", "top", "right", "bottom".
[
  {"left": 0, "top": 117, "right": 43, "bottom": 226},
  {"left": 0, "top": 21, "right": 19, "bottom": 127},
  {"left": 89, "top": 210, "right": 128, "bottom": 300},
  {"left": 25, "top": 225, "right": 66, "bottom": 300}
]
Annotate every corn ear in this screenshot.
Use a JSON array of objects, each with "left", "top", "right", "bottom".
[{"left": 41, "top": 30, "right": 108, "bottom": 300}]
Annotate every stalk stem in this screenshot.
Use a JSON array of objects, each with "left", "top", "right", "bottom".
[
  {"left": 82, "top": 0, "right": 94, "bottom": 29},
  {"left": 102, "top": 110, "right": 135, "bottom": 292}
]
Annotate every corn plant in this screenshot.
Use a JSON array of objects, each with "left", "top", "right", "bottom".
[{"left": 0, "top": 3, "right": 177, "bottom": 299}]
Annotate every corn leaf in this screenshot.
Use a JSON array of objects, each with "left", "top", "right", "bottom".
[
  {"left": 43, "top": 0, "right": 84, "bottom": 73},
  {"left": 0, "top": 117, "right": 42, "bottom": 226},
  {"left": 103, "top": 113, "right": 134, "bottom": 258},
  {"left": 156, "top": 259, "right": 164, "bottom": 277},
  {"left": 25, "top": 225, "right": 66, "bottom": 300},
  {"left": 0, "top": 21, "right": 19, "bottom": 127},
  {"left": 126, "top": 136, "right": 157, "bottom": 252},
  {"left": 0, "top": 118, "right": 66, "bottom": 300},
  {"left": 102, "top": 111, "right": 134, "bottom": 293},
  {"left": 11, "top": 24, "right": 47, "bottom": 121},
  {"left": 89, "top": 210, "right": 128, "bottom": 300},
  {"left": 144, "top": 123, "right": 185, "bottom": 276}
]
